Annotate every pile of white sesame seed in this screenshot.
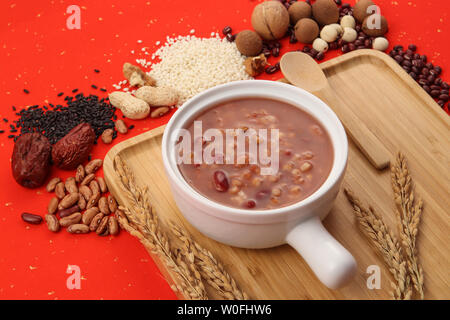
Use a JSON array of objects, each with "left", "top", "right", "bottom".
[{"left": 148, "top": 33, "right": 252, "bottom": 106}]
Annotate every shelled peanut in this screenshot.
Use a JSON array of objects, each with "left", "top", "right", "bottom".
[{"left": 44, "top": 158, "right": 121, "bottom": 236}]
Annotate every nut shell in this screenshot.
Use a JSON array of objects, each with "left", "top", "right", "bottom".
[
  {"left": 362, "top": 14, "right": 388, "bottom": 37},
  {"left": 294, "top": 18, "right": 319, "bottom": 44},
  {"left": 312, "top": 0, "right": 339, "bottom": 26},
  {"left": 52, "top": 123, "right": 95, "bottom": 170},
  {"left": 235, "top": 30, "right": 263, "bottom": 57},
  {"left": 353, "top": 0, "right": 375, "bottom": 23},
  {"left": 288, "top": 1, "right": 311, "bottom": 25},
  {"left": 12, "top": 133, "right": 51, "bottom": 188},
  {"left": 251, "top": 1, "right": 290, "bottom": 40}
]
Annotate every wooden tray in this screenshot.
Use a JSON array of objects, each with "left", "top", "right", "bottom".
[{"left": 104, "top": 50, "right": 450, "bottom": 299}]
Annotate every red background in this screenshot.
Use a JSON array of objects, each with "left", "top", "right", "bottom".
[{"left": 0, "top": 0, "right": 448, "bottom": 299}]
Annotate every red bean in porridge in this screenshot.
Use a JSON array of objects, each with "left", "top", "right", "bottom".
[{"left": 177, "top": 98, "right": 333, "bottom": 210}]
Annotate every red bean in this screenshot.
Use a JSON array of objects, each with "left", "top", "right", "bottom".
[
  {"left": 213, "top": 170, "right": 229, "bottom": 192},
  {"left": 21, "top": 213, "right": 43, "bottom": 225},
  {"left": 246, "top": 200, "right": 256, "bottom": 209}
]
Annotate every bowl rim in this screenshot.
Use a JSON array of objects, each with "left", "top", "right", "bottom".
[{"left": 162, "top": 80, "right": 348, "bottom": 220}]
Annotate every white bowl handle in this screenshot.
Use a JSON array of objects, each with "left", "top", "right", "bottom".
[{"left": 286, "top": 216, "right": 357, "bottom": 289}]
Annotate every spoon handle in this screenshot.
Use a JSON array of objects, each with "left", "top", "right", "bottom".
[{"left": 315, "top": 86, "right": 391, "bottom": 170}]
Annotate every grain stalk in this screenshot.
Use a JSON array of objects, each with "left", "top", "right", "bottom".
[
  {"left": 344, "top": 188, "right": 412, "bottom": 300},
  {"left": 113, "top": 155, "right": 248, "bottom": 300},
  {"left": 391, "top": 152, "right": 424, "bottom": 299}
]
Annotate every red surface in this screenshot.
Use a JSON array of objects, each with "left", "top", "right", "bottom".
[{"left": 0, "top": 0, "right": 448, "bottom": 300}]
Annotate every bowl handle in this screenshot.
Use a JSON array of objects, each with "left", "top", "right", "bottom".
[{"left": 286, "top": 216, "right": 357, "bottom": 289}]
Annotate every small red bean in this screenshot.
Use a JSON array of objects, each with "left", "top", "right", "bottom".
[
  {"left": 21, "top": 213, "right": 43, "bottom": 225},
  {"left": 213, "top": 170, "right": 229, "bottom": 192}
]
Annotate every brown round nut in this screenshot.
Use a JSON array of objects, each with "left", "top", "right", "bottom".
[
  {"left": 98, "top": 196, "right": 110, "bottom": 215},
  {"left": 96, "top": 216, "right": 109, "bottom": 235},
  {"left": 67, "top": 224, "right": 90, "bottom": 234},
  {"left": 90, "top": 213, "right": 104, "bottom": 232},
  {"left": 75, "top": 165, "right": 85, "bottom": 183},
  {"left": 59, "top": 212, "right": 82, "bottom": 227},
  {"left": 65, "top": 177, "right": 78, "bottom": 194},
  {"left": 353, "top": 0, "right": 375, "bottom": 23},
  {"left": 108, "top": 195, "right": 118, "bottom": 213},
  {"left": 59, "top": 205, "right": 80, "bottom": 218},
  {"left": 79, "top": 185, "right": 92, "bottom": 201},
  {"left": 80, "top": 173, "right": 95, "bottom": 186},
  {"left": 96, "top": 177, "right": 108, "bottom": 193},
  {"left": 108, "top": 216, "right": 119, "bottom": 236},
  {"left": 46, "top": 177, "right": 61, "bottom": 192},
  {"left": 78, "top": 194, "right": 87, "bottom": 210},
  {"left": 235, "top": 30, "right": 263, "bottom": 56},
  {"left": 115, "top": 119, "right": 128, "bottom": 134},
  {"left": 294, "top": 18, "right": 319, "bottom": 44},
  {"left": 85, "top": 159, "right": 103, "bottom": 175},
  {"left": 251, "top": 1, "right": 289, "bottom": 40},
  {"left": 12, "top": 133, "right": 52, "bottom": 188},
  {"left": 58, "top": 193, "right": 79, "bottom": 210},
  {"left": 48, "top": 197, "right": 59, "bottom": 214},
  {"left": 101, "top": 129, "right": 114, "bottom": 144},
  {"left": 82, "top": 207, "right": 99, "bottom": 225},
  {"left": 288, "top": 1, "right": 312, "bottom": 25},
  {"left": 150, "top": 106, "right": 170, "bottom": 118},
  {"left": 362, "top": 14, "right": 388, "bottom": 37},
  {"left": 52, "top": 123, "right": 95, "bottom": 170},
  {"left": 312, "top": 0, "right": 339, "bottom": 26},
  {"left": 45, "top": 214, "right": 60, "bottom": 232}
]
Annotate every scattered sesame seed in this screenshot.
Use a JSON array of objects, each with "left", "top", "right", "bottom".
[
  {"left": 57, "top": 92, "right": 64, "bottom": 97},
  {"left": 23, "top": 89, "right": 30, "bottom": 94},
  {"left": 94, "top": 69, "right": 100, "bottom": 73}
]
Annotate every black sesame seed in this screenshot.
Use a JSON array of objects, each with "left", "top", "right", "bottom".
[
  {"left": 57, "top": 92, "right": 64, "bottom": 97},
  {"left": 10, "top": 129, "right": 17, "bottom": 133},
  {"left": 94, "top": 69, "right": 100, "bottom": 73},
  {"left": 72, "top": 89, "right": 78, "bottom": 93},
  {"left": 3, "top": 118, "right": 8, "bottom": 122},
  {"left": 100, "top": 88, "right": 107, "bottom": 92},
  {"left": 128, "top": 125, "right": 135, "bottom": 130},
  {"left": 0, "top": 130, "right": 4, "bottom": 133},
  {"left": 8, "top": 135, "right": 15, "bottom": 138},
  {"left": 91, "top": 85, "right": 98, "bottom": 89},
  {"left": 23, "top": 89, "right": 30, "bottom": 94},
  {"left": 12, "top": 106, "right": 16, "bottom": 111},
  {"left": 12, "top": 92, "right": 116, "bottom": 144},
  {"left": 88, "top": 155, "right": 92, "bottom": 161}
]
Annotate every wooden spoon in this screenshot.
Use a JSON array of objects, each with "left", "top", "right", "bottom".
[{"left": 280, "top": 51, "right": 390, "bottom": 170}]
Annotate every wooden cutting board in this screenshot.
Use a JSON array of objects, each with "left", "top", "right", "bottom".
[{"left": 103, "top": 50, "right": 450, "bottom": 299}]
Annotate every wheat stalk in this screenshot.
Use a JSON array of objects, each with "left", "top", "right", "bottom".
[
  {"left": 344, "top": 188, "right": 412, "bottom": 300},
  {"left": 391, "top": 152, "right": 424, "bottom": 299},
  {"left": 171, "top": 222, "right": 249, "bottom": 300},
  {"left": 114, "top": 155, "right": 207, "bottom": 300},
  {"left": 113, "top": 155, "right": 248, "bottom": 300}
]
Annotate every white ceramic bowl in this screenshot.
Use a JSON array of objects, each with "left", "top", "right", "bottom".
[{"left": 162, "top": 80, "right": 357, "bottom": 289}]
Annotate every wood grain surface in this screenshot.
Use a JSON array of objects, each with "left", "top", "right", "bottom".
[{"left": 103, "top": 50, "right": 450, "bottom": 300}]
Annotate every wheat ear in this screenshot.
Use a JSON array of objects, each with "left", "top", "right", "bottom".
[
  {"left": 344, "top": 188, "right": 412, "bottom": 300},
  {"left": 391, "top": 152, "right": 424, "bottom": 299}
]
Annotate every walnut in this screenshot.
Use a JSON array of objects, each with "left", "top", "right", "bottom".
[
  {"left": 244, "top": 54, "right": 268, "bottom": 77},
  {"left": 122, "top": 62, "right": 156, "bottom": 87}
]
